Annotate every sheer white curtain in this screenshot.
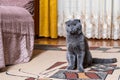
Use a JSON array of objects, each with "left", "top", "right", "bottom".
[{"left": 58, "top": 0, "right": 120, "bottom": 40}]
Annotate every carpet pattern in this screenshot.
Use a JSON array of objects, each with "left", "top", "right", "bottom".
[
  {"left": 45, "top": 62, "right": 119, "bottom": 80},
  {"left": 34, "top": 45, "right": 120, "bottom": 80},
  {"left": 50, "top": 70, "right": 107, "bottom": 80},
  {"left": 0, "top": 44, "right": 120, "bottom": 80},
  {"left": 24, "top": 61, "right": 120, "bottom": 80}
]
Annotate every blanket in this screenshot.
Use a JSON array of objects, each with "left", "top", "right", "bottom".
[{"left": 0, "top": 6, "right": 34, "bottom": 69}]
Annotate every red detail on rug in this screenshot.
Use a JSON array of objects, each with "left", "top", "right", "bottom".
[
  {"left": 59, "top": 66, "right": 67, "bottom": 69},
  {"left": 46, "top": 62, "right": 66, "bottom": 70},
  {"left": 109, "top": 64, "right": 117, "bottom": 67},
  {"left": 64, "top": 72, "right": 78, "bottom": 79},
  {"left": 106, "top": 70, "right": 114, "bottom": 74},
  {"left": 25, "top": 77, "right": 35, "bottom": 80},
  {"left": 85, "top": 72, "right": 100, "bottom": 79},
  {"left": 90, "top": 69, "right": 114, "bottom": 74},
  {"left": 89, "top": 69, "right": 114, "bottom": 74}
]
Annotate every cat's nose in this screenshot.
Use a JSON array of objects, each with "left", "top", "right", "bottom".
[{"left": 70, "top": 31, "right": 75, "bottom": 34}]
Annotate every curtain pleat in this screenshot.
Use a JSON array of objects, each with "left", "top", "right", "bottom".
[
  {"left": 58, "top": 0, "right": 120, "bottom": 40},
  {"left": 50, "top": 0, "right": 58, "bottom": 38},
  {"left": 39, "top": 0, "right": 58, "bottom": 38}
]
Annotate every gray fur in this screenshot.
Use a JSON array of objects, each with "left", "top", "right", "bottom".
[{"left": 65, "top": 19, "right": 117, "bottom": 72}]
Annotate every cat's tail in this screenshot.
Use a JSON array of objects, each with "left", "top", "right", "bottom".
[{"left": 92, "top": 58, "right": 117, "bottom": 64}]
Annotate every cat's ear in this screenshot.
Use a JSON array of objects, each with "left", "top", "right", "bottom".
[
  {"left": 74, "top": 19, "right": 81, "bottom": 23},
  {"left": 65, "top": 20, "right": 70, "bottom": 25},
  {"left": 65, "top": 21, "right": 68, "bottom": 25}
]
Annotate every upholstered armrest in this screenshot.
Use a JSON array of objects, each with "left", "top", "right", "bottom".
[{"left": 0, "top": 0, "right": 34, "bottom": 15}]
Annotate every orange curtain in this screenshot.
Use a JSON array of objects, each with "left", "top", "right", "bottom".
[{"left": 39, "top": 0, "right": 58, "bottom": 38}]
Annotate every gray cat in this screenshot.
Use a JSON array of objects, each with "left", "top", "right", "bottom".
[{"left": 65, "top": 19, "right": 117, "bottom": 72}]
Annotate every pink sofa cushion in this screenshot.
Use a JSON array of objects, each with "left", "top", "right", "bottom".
[
  {"left": 0, "top": 0, "right": 31, "bottom": 7},
  {"left": 0, "top": 0, "right": 34, "bottom": 15}
]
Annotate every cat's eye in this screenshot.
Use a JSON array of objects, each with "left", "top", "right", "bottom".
[
  {"left": 67, "top": 24, "right": 70, "bottom": 27},
  {"left": 73, "top": 24, "right": 76, "bottom": 26}
]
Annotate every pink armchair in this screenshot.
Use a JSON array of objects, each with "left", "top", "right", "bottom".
[{"left": 0, "top": 0, "right": 34, "bottom": 69}]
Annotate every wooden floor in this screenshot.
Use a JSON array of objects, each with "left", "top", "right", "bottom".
[{"left": 35, "top": 37, "right": 120, "bottom": 47}]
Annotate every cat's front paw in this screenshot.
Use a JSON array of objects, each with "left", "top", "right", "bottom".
[
  {"left": 78, "top": 69, "right": 84, "bottom": 72},
  {"left": 67, "top": 66, "right": 75, "bottom": 70},
  {"left": 78, "top": 66, "right": 84, "bottom": 72}
]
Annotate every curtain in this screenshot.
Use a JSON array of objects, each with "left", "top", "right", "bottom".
[
  {"left": 58, "top": 0, "right": 120, "bottom": 40},
  {"left": 39, "top": 0, "right": 58, "bottom": 38}
]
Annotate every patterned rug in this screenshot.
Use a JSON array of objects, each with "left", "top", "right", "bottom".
[
  {"left": 33, "top": 45, "right": 120, "bottom": 80},
  {"left": 41, "top": 62, "right": 119, "bottom": 80},
  {"left": 9, "top": 62, "right": 119, "bottom": 80},
  {"left": 1, "top": 44, "right": 120, "bottom": 80}
]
